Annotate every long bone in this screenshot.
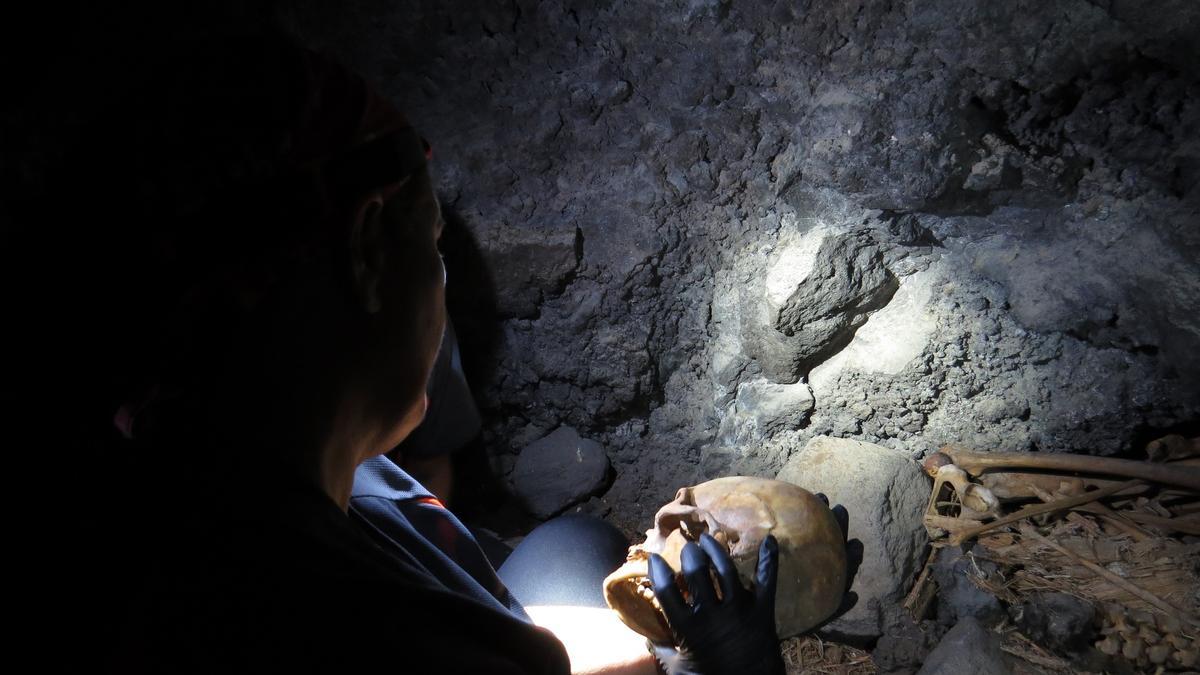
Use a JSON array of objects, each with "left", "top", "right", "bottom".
[
  {"left": 977, "top": 472, "right": 1124, "bottom": 500},
  {"left": 933, "top": 446, "right": 1200, "bottom": 492}
]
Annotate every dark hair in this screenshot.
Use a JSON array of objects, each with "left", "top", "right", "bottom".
[{"left": 36, "top": 30, "right": 422, "bottom": 444}]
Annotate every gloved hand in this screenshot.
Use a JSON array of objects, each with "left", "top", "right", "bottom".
[{"left": 647, "top": 533, "right": 785, "bottom": 675}]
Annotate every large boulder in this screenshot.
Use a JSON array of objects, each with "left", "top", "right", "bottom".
[
  {"left": 776, "top": 436, "right": 930, "bottom": 642},
  {"left": 512, "top": 426, "right": 610, "bottom": 519}
]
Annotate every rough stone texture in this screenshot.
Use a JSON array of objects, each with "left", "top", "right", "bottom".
[
  {"left": 931, "top": 545, "right": 1006, "bottom": 628},
  {"left": 808, "top": 260, "right": 940, "bottom": 396},
  {"left": 511, "top": 426, "right": 610, "bottom": 519},
  {"left": 916, "top": 617, "right": 1011, "bottom": 675},
  {"left": 743, "top": 225, "right": 898, "bottom": 383},
  {"left": 13, "top": 0, "right": 1200, "bottom": 572},
  {"left": 776, "top": 436, "right": 930, "bottom": 642},
  {"left": 274, "top": 0, "right": 1200, "bottom": 543},
  {"left": 871, "top": 616, "right": 947, "bottom": 675},
  {"left": 722, "top": 378, "right": 815, "bottom": 439},
  {"left": 1016, "top": 592, "right": 1098, "bottom": 654}
]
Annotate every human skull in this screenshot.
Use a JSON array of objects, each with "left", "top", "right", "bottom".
[{"left": 602, "top": 476, "right": 846, "bottom": 643}]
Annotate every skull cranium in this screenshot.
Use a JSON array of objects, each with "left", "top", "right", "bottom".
[{"left": 602, "top": 476, "right": 847, "bottom": 642}]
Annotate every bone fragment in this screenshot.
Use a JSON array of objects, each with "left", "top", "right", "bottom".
[
  {"left": 948, "top": 479, "right": 1145, "bottom": 545},
  {"left": 935, "top": 446, "right": 1200, "bottom": 492},
  {"left": 1146, "top": 435, "right": 1200, "bottom": 463},
  {"left": 928, "top": 464, "right": 999, "bottom": 517},
  {"left": 978, "top": 471, "right": 1124, "bottom": 500},
  {"left": 1020, "top": 524, "right": 1200, "bottom": 630},
  {"left": 1027, "top": 484, "right": 1154, "bottom": 541},
  {"left": 924, "top": 514, "right": 985, "bottom": 535}
]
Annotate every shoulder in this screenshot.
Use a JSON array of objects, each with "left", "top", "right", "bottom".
[{"left": 352, "top": 453, "right": 432, "bottom": 501}]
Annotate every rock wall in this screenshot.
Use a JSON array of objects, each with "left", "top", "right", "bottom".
[{"left": 282, "top": 0, "right": 1200, "bottom": 531}]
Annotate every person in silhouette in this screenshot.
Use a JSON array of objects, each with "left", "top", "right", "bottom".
[{"left": 46, "top": 29, "right": 785, "bottom": 674}]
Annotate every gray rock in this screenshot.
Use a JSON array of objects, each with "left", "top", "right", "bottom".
[
  {"left": 742, "top": 227, "right": 898, "bottom": 383},
  {"left": 776, "top": 436, "right": 931, "bottom": 642},
  {"left": 729, "top": 379, "right": 815, "bottom": 436},
  {"left": 808, "top": 261, "right": 943, "bottom": 397},
  {"left": 479, "top": 226, "right": 580, "bottom": 319},
  {"left": 872, "top": 617, "right": 947, "bottom": 674},
  {"left": 931, "top": 546, "right": 1005, "bottom": 628},
  {"left": 917, "top": 617, "right": 1010, "bottom": 675},
  {"left": 280, "top": 0, "right": 1200, "bottom": 558},
  {"left": 1017, "top": 592, "right": 1097, "bottom": 653},
  {"left": 512, "top": 426, "right": 610, "bottom": 519}
]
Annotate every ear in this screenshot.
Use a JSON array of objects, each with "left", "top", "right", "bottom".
[{"left": 349, "top": 192, "right": 386, "bottom": 314}]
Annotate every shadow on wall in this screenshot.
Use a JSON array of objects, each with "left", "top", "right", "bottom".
[
  {"left": 438, "top": 202, "right": 538, "bottom": 531},
  {"left": 816, "top": 499, "right": 865, "bottom": 641}
]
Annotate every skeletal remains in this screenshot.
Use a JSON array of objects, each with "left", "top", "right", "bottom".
[
  {"left": 922, "top": 442, "right": 1200, "bottom": 542},
  {"left": 919, "top": 438, "right": 1200, "bottom": 669},
  {"left": 602, "top": 476, "right": 847, "bottom": 643}
]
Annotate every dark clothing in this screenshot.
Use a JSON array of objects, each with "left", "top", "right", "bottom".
[
  {"left": 120, "top": 468, "right": 569, "bottom": 674},
  {"left": 351, "top": 457, "right": 631, "bottom": 612},
  {"left": 350, "top": 455, "right": 524, "bottom": 617},
  {"left": 498, "top": 514, "right": 631, "bottom": 609}
]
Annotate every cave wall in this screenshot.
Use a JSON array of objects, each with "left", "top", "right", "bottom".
[{"left": 281, "top": 0, "right": 1200, "bottom": 530}]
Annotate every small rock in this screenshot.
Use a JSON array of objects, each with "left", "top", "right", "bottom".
[
  {"left": 568, "top": 496, "right": 613, "bottom": 519},
  {"left": 512, "top": 426, "right": 610, "bottom": 519},
  {"left": 917, "top": 617, "right": 1010, "bottom": 675},
  {"left": 1016, "top": 592, "right": 1097, "bottom": 653},
  {"left": 872, "top": 616, "right": 946, "bottom": 673},
  {"left": 776, "top": 436, "right": 931, "bottom": 642},
  {"left": 931, "top": 545, "right": 1005, "bottom": 628}
]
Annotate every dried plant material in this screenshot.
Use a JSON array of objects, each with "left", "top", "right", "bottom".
[
  {"left": 1117, "top": 509, "right": 1200, "bottom": 535},
  {"left": 1065, "top": 501, "right": 1154, "bottom": 541},
  {"left": 901, "top": 547, "right": 939, "bottom": 621},
  {"left": 925, "top": 444, "right": 1200, "bottom": 674},
  {"left": 779, "top": 635, "right": 876, "bottom": 675},
  {"left": 1019, "top": 525, "right": 1200, "bottom": 630},
  {"left": 999, "top": 629, "right": 1080, "bottom": 673}
]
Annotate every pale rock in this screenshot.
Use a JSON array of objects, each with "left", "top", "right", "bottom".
[{"left": 776, "top": 436, "right": 930, "bottom": 642}]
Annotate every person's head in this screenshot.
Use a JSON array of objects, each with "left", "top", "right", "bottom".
[{"left": 52, "top": 31, "right": 445, "bottom": 471}]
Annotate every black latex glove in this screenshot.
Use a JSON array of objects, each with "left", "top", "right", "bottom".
[{"left": 647, "top": 533, "right": 785, "bottom": 675}]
